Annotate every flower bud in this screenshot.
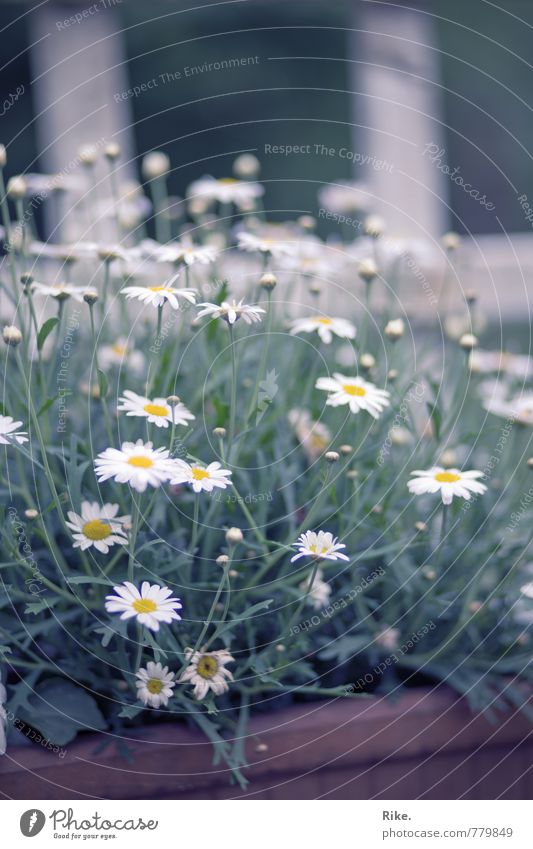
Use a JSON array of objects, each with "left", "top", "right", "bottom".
[
  {"left": 3, "top": 325, "right": 22, "bottom": 346},
  {"left": 166, "top": 395, "right": 181, "bottom": 405},
  {"left": 414, "top": 521, "right": 427, "bottom": 532},
  {"left": 225, "top": 527, "right": 243, "bottom": 545},
  {"left": 78, "top": 143, "right": 99, "bottom": 166},
  {"left": 298, "top": 215, "right": 316, "bottom": 230},
  {"left": 357, "top": 257, "right": 379, "bottom": 283},
  {"left": 24, "top": 509, "right": 38, "bottom": 519},
  {"left": 83, "top": 289, "right": 98, "bottom": 305},
  {"left": 259, "top": 272, "right": 277, "bottom": 291},
  {"left": 213, "top": 426, "right": 227, "bottom": 438},
  {"left": 0, "top": 144, "right": 6, "bottom": 167},
  {"left": 442, "top": 231, "right": 460, "bottom": 251},
  {"left": 7, "top": 176, "right": 26, "bottom": 199},
  {"left": 363, "top": 215, "right": 385, "bottom": 238},
  {"left": 325, "top": 450, "right": 339, "bottom": 463},
  {"left": 384, "top": 318, "right": 405, "bottom": 341},
  {"left": 216, "top": 554, "right": 229, "bottom": 567},
  {"left": 142, "top": 151, "right": 170, "bottom": 180},
  {"left": 360, "top": 353, "right": 375, "bottom": 369},
  {"left": 233, "top": 153, "right": 260, "bottom": 178},
  {"left": 339, "top": 444, "right": 353, "bottom": 455},
  {"left": 459, "top": 333, "right": 478, "bottom": 350},
  {"left": 104, "top": 142, "right": 121, "bottom": 161}
]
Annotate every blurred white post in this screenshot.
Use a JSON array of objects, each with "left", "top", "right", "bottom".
[
  {"left": 351, "top": 1, "right": 448, "bottom": 238},
  {"left": 28, "top": 0, "right": 135, "bottom": 240}
]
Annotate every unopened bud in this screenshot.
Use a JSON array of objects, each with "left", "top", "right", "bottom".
[
  {"left": 213, "top": 426, "right": 226, "bottom": 438},
  {"left": 7, "top": 176, "right": 26, "bottom": 198},
  {"left": 325, "top": 450, "right": 339, "bottom": 463},
  {"left": 24, "top": 509, "right": 38, "bottom": 519},
  {"left": 414, "top": 521, "right": 427, "bottom": 532},
  {"left": 384, "top": 318, "right": 405, "bottom": 341},
  {"left": 442, "top": 231, "right": 460, "bottom": 251},
  {"left": 104, "top": 142, "right": 121, "bottom": 161},
  {"left": 233, "top": 153, "right": 260, "bottom": 178},
  {"left": 0, "top": 144, "right": 6, "bottom": 168},
  {"left": 142, "top": 151, "right": 170, "bottom": 180},
  {"left": 360, "top": 353, "right": 375, "bottom": 369},
  {"left": 357, "top": 257, "right": 379, "bottom": 283},
  {"left": 339, "top": 444, "right": 353, "bottom": 455},
  {"left": 363, "top": 215, "right": 385, "bottom": 238},
  {"left": 298, "top": 215, "right": 316, "bottom": 230},
  {"left": 3, "top": 325, "right": 22, "bottom": 346},
  {"left": 259, "top": 272, "right": 277, "bottom": 291},
  {"left": 78, "top": 144, "right": 99, "bottom": 166},
  {"left": 83, "top": 289, "right": 98, "bottom": 305},
  {"left": 216, "top": 554, "right": 229, "bottom": 567},
  {"left": 225, "top": 527, "right": 243, "bottom": 545},
  {"left": 459, "top": 333, "right": 478, "bottom": 350}
]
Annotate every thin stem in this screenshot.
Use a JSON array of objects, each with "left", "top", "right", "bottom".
[
  {"left": 128, "top": 494, "right": 142, "bottom": 582},
  {"left": 228, "top": 324, "right": 238, "bottom": 450}
]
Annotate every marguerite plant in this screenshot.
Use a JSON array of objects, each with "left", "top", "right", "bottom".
[{"left": 0, "top": 145, "right": 531, "bottom": 793}]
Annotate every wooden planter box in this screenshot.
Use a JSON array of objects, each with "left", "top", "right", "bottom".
[{"left": 1, "top": 686, "right": 532, "bottom": 800}]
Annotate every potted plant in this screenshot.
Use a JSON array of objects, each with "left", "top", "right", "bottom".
[{"left": 0, "top": 148, "right": 532, "bottom": 798}]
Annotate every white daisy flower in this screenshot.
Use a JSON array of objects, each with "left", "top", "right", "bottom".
[
  {"left": 179, "top": 648, "right": 234, "bottom": 701},
  {"left": 187, "top": 176, "right": 263, "bottom": 208},
  {"left": 136, "top": 661, "right": 176, "bottom": 708},
  {"left": 95, "top": 439, "right": 176, "bottom": 493},
  {"left": 31, "top": 281, "right": 87, "bottom": 302},
  {"left": 196, "top": 298, "right": 265, "bottom": 326},
  {"left": 105, "top": 581, "right": 182, "bottom": 632},
  {"left": 0, "top": 415, "right": 28, "bottom": 445},
  {"left": 169, "top": 460, "right": 232, "bottom": 493},
  {"left": 288, "top": 409, "right": 332, "bottom": 462},
  {"left": 157, "top": 240, "right": 218, "bottom": 267},
  {"left": 290, "top": 315, "right": 356, "bottom": 345},
  {"left": 117, "top": 390, "right": 195, "bottom": 429},
  {"left": 98, "top": 338, "right": 145, "bottom": 374},
  {"left": 316, "top": 373, "right": 390, "bottom": 418},
  {"left": 484, "top": 392, "right": 533, "bottom": 427},
  {"left": 299, "top": 568, "right": 332, "bottom": 610},
  {"left": 291, "top": 530, "right": 350, "bottom": 563},
  {"left": 407, "top": 467, "right": 487, "bottom": 505},
  {"left": 237, "top": 229, "right": 294, "bottom": 257},
  {"left": 121, "top": 276, "right": 196, "bottom": 310},
  {"left": 65, "top": 501, "right": 129, "bottom": 553}
]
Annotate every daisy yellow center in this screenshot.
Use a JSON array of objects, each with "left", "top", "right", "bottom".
[
  {"left": 132, "top": 598, "right": 158, "bottom": 614},
  {"left": 315, "top": 317, "right": 332, "bottom": 325},
  {"left": 148, "top": 286, "right": 170, "bottom": 292},
  {"left": 143, "top": 403, "right": 169, "bottom": 417},
  {"left": 82, "top": 519, "right": 111, "bottom": 541},
  {"left": 435, "top": 472, "right": 461, "bottom": 483},
  {"left": 342, "top": 384, "right": 366, "bottom": 397},
  {"left": 128, "top": 455, "right": 154, "bottom": 468},
  {"left": 191, "top": 467, "right": 209, "bottom": 481},
  {"left": 112, "top": 343, "right": 126, "bottom": 355},
  {"left": 146, "top": 678, "right": 163, "bottom": 695},
  {"left": 219, "top": 178, "right": 237, "bottom": 184},
  {"left": 308, "top": 544, "right": 327, "bottom": 555},
  {"left": 197, "top": 655, "right": 219, "bottom": 679}
]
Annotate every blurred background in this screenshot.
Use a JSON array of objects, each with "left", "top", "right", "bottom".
[{"left": 1, "top": 0, "right": 533, "bottom": 321}]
